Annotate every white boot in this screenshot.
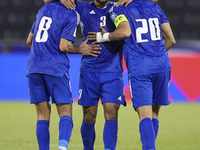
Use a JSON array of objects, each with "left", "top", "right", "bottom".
[{"left": 57, "top": 146, "right": 67, "bottom": 150}]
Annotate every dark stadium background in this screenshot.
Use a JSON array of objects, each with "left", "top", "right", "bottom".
[{"left": 0, "top": 0, "right": 200, "bottom": 103}]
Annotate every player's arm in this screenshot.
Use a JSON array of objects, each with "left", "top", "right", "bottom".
[
  {"left": 59, "top": 38, "right": 75, "bottom": 53},
  {"left": 107, "top": 15, "right": 131, "bottom": 41},
  {"left": 60, "top": 0, "right": 75, "bottom": 10},
  {"left": 26, "top": 32, "right": 34, "bottom": 48},
  {"left": 116, "top": 0, "right": 133, "bottom": 7},
  {"left": 44, "top": 0, "right": 56, "bottom": 4},
  {"left": 161, "top": 23, "right": 176, "bottom": 51},
  {"left": 88, "top": 14, "right": 131, "bottom": 42},
  {"left": 59, "top": 38, "right": 101, "bottom": 57}
]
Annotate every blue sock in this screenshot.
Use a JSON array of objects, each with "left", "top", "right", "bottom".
[
  {"left": 36, "top": 120, "right": 50, "bottom": 150},
  {"left": 59, "top": 116, "right": 73, "bottom": 149},
  {"left": 152, "top": 118, "right": 159, "bottom": 139},
  {"left": 103, "top": 120, "right": 118, "bottom": 150},
  {"left": 139, "top": 118, "right": 155, "bottom": 150},
  {"left": 81, "top": 120, "right": 95, "bottom": 150}
]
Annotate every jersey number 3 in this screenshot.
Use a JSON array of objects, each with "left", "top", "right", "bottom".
[
  {"left": 100, "top": 16, "right": 106, "bottom": 26},
  {"left": 136, "top": 18, "right": 161, "bottom": 43},
  {"left": 36, "top": 16, "right": 52, "bottom": 42}
]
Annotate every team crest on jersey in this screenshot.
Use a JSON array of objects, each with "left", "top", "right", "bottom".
[{"left": 110, "top": 12, "right": 117, "bottom": 22}]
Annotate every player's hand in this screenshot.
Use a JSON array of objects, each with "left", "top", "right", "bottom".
[
  {"left": 99, "top": 26, "right": 107, "bottom": 35},
  {"left": 116, "top": 0, "right": 133, "bottom": 7},
  {"left": 88, "top": 26, "right": 107, "bottom": 43},
  {"left": 87, "top": 32, "right": 96, "bottom": 41},
  {"left": 79, "top": 39, "right": 101, "bottom": 57},
  {"left": 60, "top": 0, "right": 75, "bottom": 10}
]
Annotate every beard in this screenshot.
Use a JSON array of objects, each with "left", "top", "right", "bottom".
[{"left": 96, "top": 0, "right": 108, "bottom": 5}]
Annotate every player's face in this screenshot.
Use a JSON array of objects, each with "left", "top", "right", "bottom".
[{"left": 95, "top": 0, "right": 109, "bottom": 6}]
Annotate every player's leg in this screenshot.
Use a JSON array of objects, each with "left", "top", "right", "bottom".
[
  {"left": 78, "top": 71, "right": 100, "bottom": 150},
  {"left": 28, "top": 74, "right": 51, "bottom": 150},
  {"left": 35, "top": 102, "right": 51, "bottom": 150},
  {"left": 136, "top": 106, "right": 155, "bottom": 150},
  {"left": 81, "top": 106, "right": 98, "bottom": 150},
  {"left": 152, "top": 71, "right": 171, "bottom": 140},
  {"left": 100, "top": 72, "right": 126, "bottom": 150},
  {"left": 129, "top": 75, "right": 155, "bottom": 150},
  {"left": 152, "top": 104, "right": 161, "bottom": 139},
  {"left": 56, "top": 103, "right": 73, "bottom": 150},
  {"left": 103, "top": 103, "right": 120, "bottom": 150},
  {"left": 44, "top": 74, "right": 73, "bottom": 150}
]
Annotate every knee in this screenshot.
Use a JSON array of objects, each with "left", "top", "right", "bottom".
[
  {"left": 152, "top": 104, "right": 161, "bottom": 115},
  {"left": 83, "top": 111, "right": 96, "bottom": 124},
  {"left": 35, "top": 103, "right": 51, "bottom": 121},
  {"left": 105, "top": 109, "right": 118, "bottom": 120}
]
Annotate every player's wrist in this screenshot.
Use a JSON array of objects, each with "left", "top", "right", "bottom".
[
  {"left": 96, "top": 32, "right": 103, "bottom": 43},
  {"left": 96, "top": 32, "right": 110, "bottom": 43},
  {"left": 102, "top": 33, "right": 110, "bottom": 42}
]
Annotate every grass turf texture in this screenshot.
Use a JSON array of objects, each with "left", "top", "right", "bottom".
[{"left": 0, "top": 103, "right": 199, "bottom": 150}]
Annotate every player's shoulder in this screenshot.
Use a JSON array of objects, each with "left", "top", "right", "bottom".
[
  {"left": 142, "top": 0, "right": 162, "bottom": 10},
  {"left": 54, "top": 2, "right": 78, "bottom": 17},
  {"left": 40, "top": 2, "right": 65, "bottom": 13},
  {"left": 77, "top": 1, "right": 91, "bottom": 7},
  {"left": 109, "top": 1, "right": 116, "bottom": 7},
  {"left": 147, "top": 1, "right": 165, "bottom": 15},
  {"left": 109, "top": 2, "right": 126, "bottom": 14}
]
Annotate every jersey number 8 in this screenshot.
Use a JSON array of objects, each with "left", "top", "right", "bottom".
[{"left": 36, "top": 16, "right": 52, "bottom": 43}]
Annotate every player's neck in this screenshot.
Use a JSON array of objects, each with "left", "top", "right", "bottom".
[{"left": 95, "top": 0, "right": 109, "bottom": 8}]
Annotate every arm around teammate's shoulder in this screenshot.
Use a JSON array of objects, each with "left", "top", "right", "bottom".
[{"left": 161, "top": 23, "right": 176, "bottom": 51}]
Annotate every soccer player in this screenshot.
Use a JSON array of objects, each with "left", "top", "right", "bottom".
[
  {"left": 88, "top": 0, "right": 176, "bottom": 149},
  {"left": 26, "top": 1, "right": 101, "bottom": 150},
  {"left": 46, "top": 0, "right": 133, "bottom": 149},
  {"left": 75, "top": 2, "right": 127, "bottom": 150}
]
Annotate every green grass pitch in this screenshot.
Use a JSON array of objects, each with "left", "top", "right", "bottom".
[{"left": 0, "top": 102, "right": 199, "bottom": 150}]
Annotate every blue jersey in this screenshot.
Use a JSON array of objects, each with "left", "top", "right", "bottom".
[
  {"left": 109, "top": 0, "right": 171, "bottom": 76},
  {"left": 76, "top": 1, "right": 124, "bottom": 72},
  {"left": 27, "top": 2, "right": 78, "bottom": 78}
]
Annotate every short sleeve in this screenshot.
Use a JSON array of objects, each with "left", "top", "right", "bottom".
[
  {"left": 158, "top": 6, "right": 169, "bottom": 24},
  {"left": 61, "top": 10, "right": 79, "bottom": 43},
  {"left": 30, "top": 21, "right": 36, "bottom": 33},
  {"left": 109, "top": 5, "right": 128, "bottom": 28}
]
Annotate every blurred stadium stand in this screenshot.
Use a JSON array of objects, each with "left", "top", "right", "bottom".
[{"left": 0, "top": 0, "right": 200, "bottom": 44}]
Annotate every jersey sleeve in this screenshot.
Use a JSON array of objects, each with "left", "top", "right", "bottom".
[
  {"left": 109, "top": 5, "right": 128, "bottom": 28},
  {"left": 61, "top": 10, "right": 79, "bottom": 43},
  {"left": 30, "top": 21, "right": 36, "bottom": 33},
  {"left": 158, "top": 5, "right": 169, "bottom": 24},
  {"left": 75, "top": 1, "right": 85, "bottom": 15}
]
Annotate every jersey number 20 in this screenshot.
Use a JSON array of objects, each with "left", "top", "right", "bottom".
[
  {"left": 136, "top": 18, "right": 161, "bottom": 43},
  {"left": 36, "top": 16, "right": 52, "bottom": 42}
]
